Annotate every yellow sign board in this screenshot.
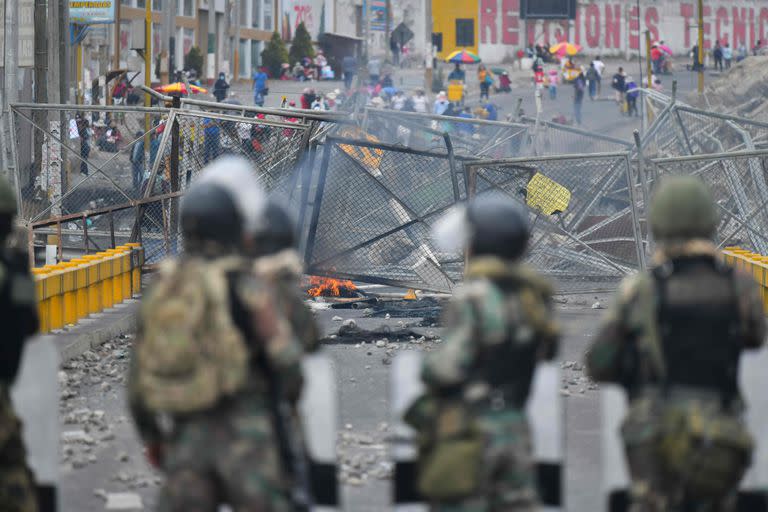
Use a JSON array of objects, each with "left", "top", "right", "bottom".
[
  {"left": 526, "top": 172, "right": 571, "bottom": 215},
  {"left": 338, "top": 128, "right": 384, "bottom": 170}
]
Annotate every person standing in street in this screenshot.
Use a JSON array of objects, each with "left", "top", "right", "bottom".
[
  {"left": 573, "top": 70, "right": 586, "bottom": 125},
  {"left": 713, "top": 40, "right": 724, "bottom": 71},
  {"left": 406, "top": 197, "right": 559, "bottom": 512},
  {"left": 625, "top": 76, "right": 639, "bottom": 117},
  {"left": 587, "top": 176, "right": 765, "bottom": 512},
  {"left": 130, "top": 131, "right": 145, "bottom": 194},
  {"left": 129, "top": 157, "right": 308, "bottom": 512},
  {"left": 342, "top": 55, "right": 357, "bottom": 90},
  {"left": 252, "top": 66, "right": 269, "bottom": 107},
  {"left": 592, "top": 55, "right": 605, "bottom": 95},
  {"left": 213, "top": 72, "right": 230, "bottom": 102},
  {"left": 723, "top": 42, "right": 733, "bottom": 69},
  {"left": 368, "top": 57, "right": 382, "bottom": 85},
  {"left": 478, "top": 64, "right": 493, "bottom": 101},
  {"left": 433, "top": 91, "right": 450, "bottom": 115},
  {"left": 612, "top": 67, "right": 627, "bottom": 111},
  {"left": 0, "top": 176, "right": 39, "bottom": 512},
  {"left": 411, "top": 88, "right": 428, "bottom": 113},
  {"left": 586, "top": 63, "right": 599, "bottom": 100}
]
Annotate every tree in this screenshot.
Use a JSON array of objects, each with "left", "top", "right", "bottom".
[
  {"left": 261, "top": 32, "right": 290, "bottom": 78},
  {"left": 289, "top": 22, "right": 315, "bottom": 64},
  {"left": 184, "top": 46, "right": 204, "bottom": 76}
]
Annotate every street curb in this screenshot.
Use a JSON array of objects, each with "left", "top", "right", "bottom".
[{"left": 43, "top": 299, "right": 140, "bottom": 363}]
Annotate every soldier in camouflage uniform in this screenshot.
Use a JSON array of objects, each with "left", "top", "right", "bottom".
[
  {"left": 129, "top": 158, "right": 306, "bottom": 512},
  {"left": 587, "top": 176, "right": 766, "bottom": 512},
  {"left": 0, "top": 177, "right": 39, "bottom": 512},
  {"left": 414, "top": 197, "right": 559, "bottom": 511},
  {"left": 250, "top": 198, "right": 319, "bottom": 354}
]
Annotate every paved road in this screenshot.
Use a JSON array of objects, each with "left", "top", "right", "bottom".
[{"left": 57, "top": 292, "right": 613, "bottom": 512}]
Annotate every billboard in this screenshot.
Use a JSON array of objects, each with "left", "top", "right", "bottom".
[
  {"left": 370, "top": 0, "right": 387, "bottom": 31},
  {"left": 69, "top": 0, "right": 116, "bottom": 24}
]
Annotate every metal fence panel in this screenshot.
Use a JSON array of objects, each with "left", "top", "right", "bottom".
[
  {"left": 644, "top": 151, "right": 768, "bottom": 255},
  {"left": 304, "top": 137, "right": 466, "bottom": 293},
  {"left": 467, "top": 153, "right": 642, "bottom": 292}
]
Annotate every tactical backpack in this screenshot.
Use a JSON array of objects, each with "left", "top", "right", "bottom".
[
  {"left": 623, "top": 261, "right": 754, "bottom": 500},
  {"left": 135, "top": 257, "right": 250, "bottom": 414},
  {"left": 408, "top": 278, "right": 542, "bottom": 501}
]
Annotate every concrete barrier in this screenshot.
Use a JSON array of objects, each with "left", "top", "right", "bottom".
[
  {"left": 723, "top": 247, "right": 768, "bottom": 311},
  {"left": 31, "top": 244, "right": 144, "bottom": 334}
]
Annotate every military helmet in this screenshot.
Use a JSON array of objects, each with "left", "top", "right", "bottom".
[
  {"left": 252, "top": 198, "right": 297, "bottom": 256},
  {"left": 181, "top": 182, "right": 243, "bottom": 252},
  {"left": 650, "top": 176, "right": 717, "bottom": 242},
  {"left": 0, "top": 176, "right": 17, "bottom": 215},
  {"left": 466, "top": 196, "right": 530, "bottom": 260},
  {"left": 182, "top": 156, "right": 266, "bottom": 253}
]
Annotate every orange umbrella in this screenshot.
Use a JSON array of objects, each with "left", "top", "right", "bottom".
[
  {"left": 155, "top": 82, "right": 208, "bottom": 95},
  {"left": 549, "top": 42, "right": 582, "bottom": 57}
]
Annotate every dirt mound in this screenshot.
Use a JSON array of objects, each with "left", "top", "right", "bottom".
[{"left": 688, "top": 56, "right": 768, "bottom": 120}]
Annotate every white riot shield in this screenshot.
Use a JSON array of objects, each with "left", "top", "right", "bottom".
[
  {"left": 298, "top": 353, "right": 339, "bottom": 509},
  {"left": 10, "top": 337, "right": 60, "bottom": 512},
  {"left": 600, "top": 347, "right": 768, "bottom": 512},
  {"left": 390, "top": 352, "right": 563, "bottom": 511}
]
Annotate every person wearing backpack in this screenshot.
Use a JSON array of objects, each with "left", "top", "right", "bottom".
[
  {"left": 0, "top": 176, "right": 40, "bottom": 512},
  {"left": 129, "top": 156, "right": 307, "bottom": 512},
  {"left": 587, "top": 176, "right": 765, "bottom": 512},
  {"left": 405, "top": 197, "right": 560, "bottom": 511}
]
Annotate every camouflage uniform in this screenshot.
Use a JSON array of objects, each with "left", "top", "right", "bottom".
[
  {"left": 586, "top": 177, "right": 766, "bottom": 512},
  {"left": 421, "top": 256, "right": 559, "bottom": 512},
  {"left": 0, "top": 179, "right": 39, "bottom": 512},
  {"left": 254, "top": 248, "right": 319, "bottom": 354},
  {"left": 129, "top": 256, "right": 305, "bottom": 512}
]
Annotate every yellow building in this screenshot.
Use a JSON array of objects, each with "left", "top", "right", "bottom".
[{"left": 431, "top": 0, "right": 479, "bottom": 59}]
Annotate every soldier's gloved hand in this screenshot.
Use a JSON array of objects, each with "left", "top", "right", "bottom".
[{"left": 145, "top": 442, "right": 164, "bottom": 468}]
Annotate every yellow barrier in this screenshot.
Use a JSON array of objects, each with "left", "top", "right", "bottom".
[
  {"left": 32, "top": 245, "right": 144, "bottom": 333},
  {"left": 723, "top": 247, "right": 768, "bottom": 311}
]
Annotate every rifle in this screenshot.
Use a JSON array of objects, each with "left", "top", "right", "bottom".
[{"left": 227, "top": 275, "right": 313, "bottom": 510}]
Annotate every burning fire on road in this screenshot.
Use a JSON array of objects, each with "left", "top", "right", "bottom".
[{"left": 307, "top": 276, "right": 359, "bottom": 298}]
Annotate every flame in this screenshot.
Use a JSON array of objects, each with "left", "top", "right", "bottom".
[{"left": 307, "top": 276, "right": 357, "bottom": 297}]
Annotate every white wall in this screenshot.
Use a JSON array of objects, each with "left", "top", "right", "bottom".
[{"left": 479, "top": 0, "right": 768, "bottom": 63}]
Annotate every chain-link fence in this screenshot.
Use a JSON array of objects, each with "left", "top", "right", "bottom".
[
  {"left": 361, "top": 108, "right": 529, "bottom": 158},
  {"left": 517, "top": 116, "right": 633, "bottom": 156},
  {"left": 466, "top": 153, "right": 644, "bottom": 292},
  {"left": 11, "top": 103, "right": 169, "bottom": 222},
  {"left": 303, "top": 136, "right": 467, "bottom": 293},
  {"left": 642, "top": 150, "right": 768, "bottom": 255}
]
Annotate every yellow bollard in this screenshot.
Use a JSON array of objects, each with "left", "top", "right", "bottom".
[
  {"left": 125, "top": 243, "right": 143, "bottom": 297},
  {"left": 69, "top": 258, "right": 90, "bottom": 321},
  {"left": 81, "top": 255, "right": 102, "bottom": 314},
  {"left": 58, "top": 262, "right": 78, "bottom": 326},
  {"left": 104, "top": 249, "right": 123, "bottom": 306},
  {"left": 120, "top": 250, "right": 131, "bottom": 301},
  {"left": 46, "top": 270, "right": 64, "bottom": 331},
  {"left": 98, "top": 252, "right": 114, "bottom": 309},
  {"left": 31, "top": 268, "right": 50, "bottom": 333}
]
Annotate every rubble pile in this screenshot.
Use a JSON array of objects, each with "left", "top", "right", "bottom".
[
  {"left": 59, "top": 334, "right": 160, "bottom": 509},
  {"left": 559, "top": 360, "right": 599, "bottom": 397},
  {"left": 337, "top": 422, "right": 393, "bottom": 486},
  {"left": 690, "top": 56, "right": 768, "bottom": 120}
]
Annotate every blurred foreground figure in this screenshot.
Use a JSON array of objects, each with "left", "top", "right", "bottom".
[
  {"left": 0, "top": 176, "right": 39, "bottom": 512},
  {"left": 129, "top": 157, "right": 306, "bottom": 512},
  {"left": 406, "top": 197, "right": 559, "bottom": 511},
  {"left": 251, "top": 198, "right": 319, "bottom": 354},
  {"left": 587, "top": 176, "right": 766, "bottom": 512}
]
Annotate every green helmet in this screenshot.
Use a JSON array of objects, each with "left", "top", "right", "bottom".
[
  {"left": 0, "top": 176, "right": 17, "bottom": 216},
  {"left": 650, "top": 176, "right": 717, "bottom": 242}
]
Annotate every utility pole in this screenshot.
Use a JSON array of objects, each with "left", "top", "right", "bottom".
[
  {"left": 233, "top": 0, "right": 240, "bottom": 81},
  {"left": 145, "top": 0, "right": 151, "bottom": 163},
  {"left": 113, "top": 0, "right": 121, "bottom": 70},
  {"left": 424, "top": 0, "right": 432, "bottom": 91},
  {"left": 697, "top": 0, "right": 704, "bottom": 93},
  {"left": 161, "top": 0, "right": 174, "bottom": 84},
  {"left": 5, "top": 0, "right": 19, "bottom": 110},
  {"left": 207, "top": 0, "right": 216, "bottom": 82},
  {"left": 645, "top": 30, "right": 654, "bottom": 124},
  {"left": 33, "top": 0, "right": 48, "bottom": 174}
]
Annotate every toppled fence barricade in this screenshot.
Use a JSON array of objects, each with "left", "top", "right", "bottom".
[{"left": 12, "top": 90, "right": 768, "bottom": 294}]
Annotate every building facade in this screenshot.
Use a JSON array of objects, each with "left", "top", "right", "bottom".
[{"left": 435, "top": 0, "right": 768, "bottom": 64}]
